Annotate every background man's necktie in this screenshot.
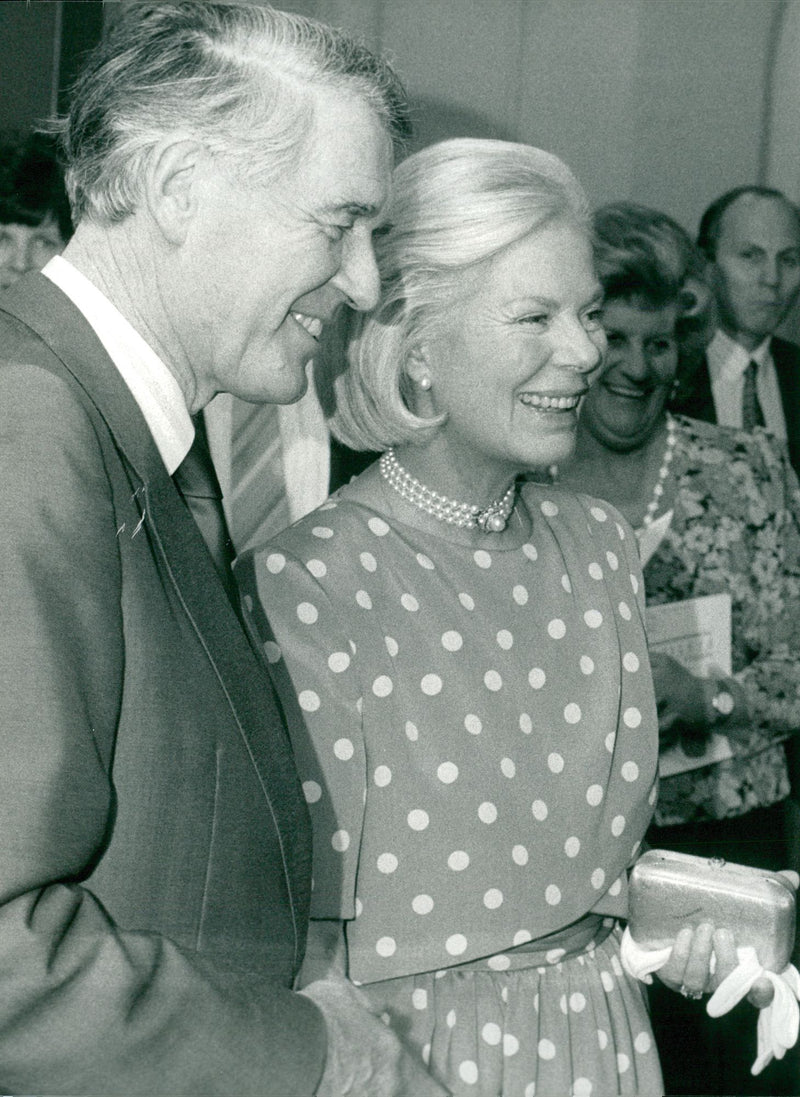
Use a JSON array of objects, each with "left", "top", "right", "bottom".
[
  {"left": 173, "top": 413, "right": 239, "bottom": 611},
  {"left": 741, "top": 359, "right": 766, "bottom": 431}
]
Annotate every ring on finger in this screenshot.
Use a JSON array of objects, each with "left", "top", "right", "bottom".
[{"left": 679, "top": 984, "right": 703, "bottom": 1000}]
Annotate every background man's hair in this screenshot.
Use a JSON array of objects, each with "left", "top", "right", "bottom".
[{"left": 697, "top": 185, "right": 798, "bottom": 259}]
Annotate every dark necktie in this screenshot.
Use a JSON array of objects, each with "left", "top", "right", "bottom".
[
  {"left": 173, "top": 413, "right": 239, "bottom": 612},
  {"left": 741, "top": 359, "right": 766, "bottom": 431}
]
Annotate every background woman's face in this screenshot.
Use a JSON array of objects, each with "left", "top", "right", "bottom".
[
  {"left": 579, "top": 298, "right": 679, "bottom": 453},
  {"left": 418, "top": 219, "right": 606, "bottom": 483},
  {"left": 0, "top": 217, "right": 65, "bottom": 290}
]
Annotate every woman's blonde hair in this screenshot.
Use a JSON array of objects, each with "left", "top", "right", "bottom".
[{"left": 325, "top": 137, "right": 589, "bottom": 451}]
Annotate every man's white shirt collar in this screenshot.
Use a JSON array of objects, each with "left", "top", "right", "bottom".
[
  {"left": 707, "top": 328, "right": 771, "bottom": 379},
  {"left": 42, "top": 255, "right": 193, "bottom": 474}
]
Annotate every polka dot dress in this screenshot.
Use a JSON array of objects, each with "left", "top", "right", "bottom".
[{"left": 240, "top": 481, "right": 662, "bottom": 1095}]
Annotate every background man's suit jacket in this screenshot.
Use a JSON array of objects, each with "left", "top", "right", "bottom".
[
  {"left": 669, "top": 335, "right": 800, "bottom": 477},
  {"left": 0, "top": 274, "right": 324, "bottom": 1095}
]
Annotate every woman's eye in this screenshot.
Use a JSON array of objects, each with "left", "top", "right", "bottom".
[{"left": 605, "top": 331, "right": 624, "bottom": 347}]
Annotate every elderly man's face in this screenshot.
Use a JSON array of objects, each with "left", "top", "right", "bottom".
[
  {"left": 179, "top": 89, "right": 392, "bottom": 409},
  {"left": 712, "top": 194, "right": 800, "bottom": 349}
]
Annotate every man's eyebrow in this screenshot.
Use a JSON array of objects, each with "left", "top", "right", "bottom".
[{"left": 322, "top": 200, "right": 382, "bottom": 218}]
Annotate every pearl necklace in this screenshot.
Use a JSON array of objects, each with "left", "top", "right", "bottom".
[
  {"left": 379, "top": 448, "right": 517, "bottom": 533},
  {"left": 639, "top": 413, "right": 677, "bottom": 530}
]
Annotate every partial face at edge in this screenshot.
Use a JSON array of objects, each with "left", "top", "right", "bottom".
[{"left": 0, "top": 217, "right": 66, "bottom": 290}]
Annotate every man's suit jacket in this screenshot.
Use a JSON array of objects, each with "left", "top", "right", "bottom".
[
  {"left": 0, "top": 274, "right": 325, "bottom": 1095},
  {"left": 669, "top": 334, "right": 800, "bottom": 476}
]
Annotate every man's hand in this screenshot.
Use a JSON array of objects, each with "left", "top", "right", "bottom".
[{"left": 301, "top": 976, "right": 451, "bottom": 1097}]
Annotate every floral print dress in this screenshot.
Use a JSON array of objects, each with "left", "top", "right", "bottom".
[{"left": 646, "top": 415, "right": 800, "bottom": 825}]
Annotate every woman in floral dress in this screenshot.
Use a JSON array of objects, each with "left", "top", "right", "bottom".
[
  {"left": 238, "top": 142, "right": 733, "bottom": 1096},
  {"left": 556, "top": 202, "right": 800, "bottom": 1096}
]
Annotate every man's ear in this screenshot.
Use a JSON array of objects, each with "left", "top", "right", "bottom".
[{"left": 144, "top": 138, "right": 207, "bottom": 245}]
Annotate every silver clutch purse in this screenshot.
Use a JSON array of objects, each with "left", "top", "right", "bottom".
[{"left": 628, "top": 849, "right": 796, "bottom": 972}]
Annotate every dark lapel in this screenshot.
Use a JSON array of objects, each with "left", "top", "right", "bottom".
[
  {"left": 0, "top": 273, "right": 310, "bottom": 937},
  {"left": 772, "top": 336, "right": 800, "bottom": 476},
  {"left": 670, "top": 351, "right": 717, "bottom": 423}
]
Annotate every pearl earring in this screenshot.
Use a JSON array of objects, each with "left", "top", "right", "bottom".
[{"left": 418, "top": 376, "right": 432, "bottom": 390}]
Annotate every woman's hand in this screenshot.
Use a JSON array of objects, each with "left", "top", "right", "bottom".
[{"left": 649, "top": 652, "right": 710, "bottom": 752}]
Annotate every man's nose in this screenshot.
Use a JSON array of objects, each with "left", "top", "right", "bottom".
[
  {"left": 760, "top": 256, "right": 780, "bottom": 285},
  {"left": 332, "top": 231, "right": 381, "bottom": 312}
]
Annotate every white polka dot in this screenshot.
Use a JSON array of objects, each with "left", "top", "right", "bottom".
[
  {"left": 611, "top": 955, "right": 624, "bottom": 978},
  {"left": 332, "top": 830, "right": 350, "bottom": 852},
  {"left": 523, "top": 542, "right": 538, "bottom": 561},
  {"left": 448, "top": 850, "right": 470, "bottom": 871},
  {"left": 368, "top": 516, "right": 390, "bottom": 536},
  {"left": 501, "top": 757, "right": 516, "bottom": 778},
  {"left": 623, "top": 707, "right": 642, "bottom": 728},
  {"left": 601, "top": 971, "right": 614, "bottom": 992},
  {"left": 421, "top": 1043, "right": 431, "bottom": 1063},
  {"left": 478, "top": 801, "right": 498, "bottom": 824},
  {"left": 520, "top": 713, "right": 533, "bottom": 733},
  {"left": 496, "top": 629, "right": 514, "bottom": 649},
  {"left": 618, "top": 600, "right": 632, "bottom": 621},
  {"left": 459, "top": 592, "right": 475, "bottom": 610},
  {"left": 545, "top": 884, "right": 562, "bottom": 905},
  {"left": 524, "top": 1085, "right": 536, "bottom": 1097},
  {"left": 538, "top": 1038, "right": 556, "bottom": 1060},
  {"left": 586, "top": 784, "right": 604, "bottom": 806},
  {"left": 584, "top": 609, "right": 603, "bottom": 628},
  {"left": 548, "top": 752, "right": 565, "bottom": 774},
  {"left": 574, "top": 1078, "right": 593, "bottom": 1096},
  {"left": 503, "top": 1033, "right": 520, "bottom": 1057},
  {"left": 622, "top": 761, "right": 640, "bottom": 782},
  {"left": 416, "top": 552, "right": 435, "bottom": 570},
  {"left": 609, "top": 875, "right": 623, "bottom": 896},
  {"left": 623, "top": 651, "right": 640, "bottom": 672},
  {"left": 634, "top": 1031, "right": 652, "bottom": 1054},
  {"left": 488, "top": 954, "right": 511, "bottom": 971},
  {"left": 540, "top": 500, "right": 559, "bottom": 517},
  {"left": 591, "top": 868, "right": 606, "bottom": 890},
  {"left": 532, "top": 799, "right": 548, "bottom": 821},
  {"left": 438, "top": 761, "right": 459, "bottom": 784},
  {"left": 546, "top": 948, "right": 566, "bottom": 964},
  {"left": 328, "top": 651, "right": 351, "bottom": 672},
  {"left": 465, "top": 713, "right": 482, "bottom": 734},
  {"left": 385, "top": 636, "right": 399, "bottom": 657},
  {"left": 570, "top": 992, "right": 587, "bottom": 1013},
  {"left": 412, "top": 988, "right": 428, "bottom": 1010},
  {"left": 374, "top": 765, "right": 392, "bottom": 787},
  {"left": 446, "top": 1009, "right": 457, "bottom": 1028},
  {"left": 442, "top": 630, "right": 463, "bottom": 651},
  {"left": 333, "top": 738, "right": 354, "bottom": 760},
  {"left": 513, "top": 929, "right": 532, "bottom": 946},
  {"left": 408, "top": 809, "right": 429, "bottom": 831},
  {"left": 263, "top": 640, "right": 281, "bottom": 664},
  {"left": 405, "top": 721, "right": 419, "bottom": 741},
  {"left": 306, "top": 558, "right": 327, "bottom": 578},
  {"left": 548, "top": 618, "right": 566, "bottom": 639},
  {"left": 606, "top": 551, "right": 619, "bottom": 570},
  {"left": 512, "top": 844, "right": 529, "bottom": 865},
  {"left": 297, "top": 602, "right": 318, "bottom": 624},
  {"left": 512, "top": 584, "right": 529, "bottom": 605},
  {"left": 359, "top": 551, "right": 377, "bottom": 572},
  {"left": 565, "top": 836, "right": 581, "bottom": 857},
  {"left": 458, "top": 1060, "right": 478, "bottom": 1085},
  {"left": 578, "top": 656, "right": 594, "bottom": 677},
  {"left": 265, "top": 552, "right": 286, "bottom": 574},
  {"left": 473, "top": 550, "right": 492, "bottom": 569},
  {"left": 564, "top": 702, "right": 581, "bottom": 724},
  {"left": 484, "top": 888, "right": 503, "bottom": 909},
  {"left": 421, "top": 674, "right": 443, "bottom": 696},
  {"left": 298, "top": 690, "right": 320, "bottom": 712},
  {"left": 590, "top": 506, "right": 607, "bottom": 522},
  {"left": 617, "top": 523, "right": 627, "bottom": 540},
  {"left": 588, "top": 562, "right": 603, "bottom": 580},
  {"left": 446, "top": 934, "right": 468, "bottom": 956},
  {"left": 311, "top": 526, "right": 334, "bottom": 539},
  {"left": 355, "top": 898, "right": 363, "bottom": 917},
  {"left": 484, "top": 670, "right": 503, "bottom": 691},
  {"left": 598, "top": 1027, "right": 609, "bottom": 1048},
  {"left": 605, "top": 732, "right": 616, "bottom": 753},
  {"left": 617, "top": 1053, "right": 630, "bottom": 1074},
  {"left": 377, "top": 853, "right": 398, "bottom": 873},
  {"left": 649, "top": 783, "right": 658, "bottom": 805},
  {"left": 412, "top": 893, "right": 434, "bottom": 914},
  {"left": 481, "top": 1022, "right": 502, "bottom": 1046},
  {"left": 355, "top": 589, "right": 372, "bottom": 609},
  {"left": 372, "top": 675, "right": 393, "bottom": 697},
  {"left": 630, "top": 572, "right": 639, "bottom": 593},
  {"left": 401, "top": 593, "right": 419, "bottom": 612},
  {"left": 376, "top": 936, "right": 396, "bottom": 957},
  {"left": 528, "top": 668, "right": 546, "bottom": 689},
  {"left": 611, "top": 814, "right": 626, "bottom": 836},
  {"left": 561, "top": 573, "right": 572, "bottom": 593},
  {"left": 303, "top": 780, "right": 322, "bottom": 803}
]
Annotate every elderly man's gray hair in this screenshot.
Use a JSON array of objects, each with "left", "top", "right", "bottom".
[{"left": 59, "top": 1, "right": 410, "bottom": 226}]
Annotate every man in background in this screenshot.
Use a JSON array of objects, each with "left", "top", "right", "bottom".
[
  {"left": 670, "top": 185, "right": 800, "bottom": 475},
  {"left": 0, "top": 3, "right": 446, "bottom": 1094}
]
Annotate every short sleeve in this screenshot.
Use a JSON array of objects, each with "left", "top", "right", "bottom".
[{"left": 238, "top": 546, "right": 366, "bottom": 919}]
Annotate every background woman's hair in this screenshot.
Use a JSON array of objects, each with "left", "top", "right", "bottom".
[
  {"left": 0, "top": 130, "right": 72, "bottom": 239},
  {"left": 325, "top": 137, "right": 589, "bottom": 452},
  {"left": 56, "top": 0, "right": 410, "bottom": 226}
]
